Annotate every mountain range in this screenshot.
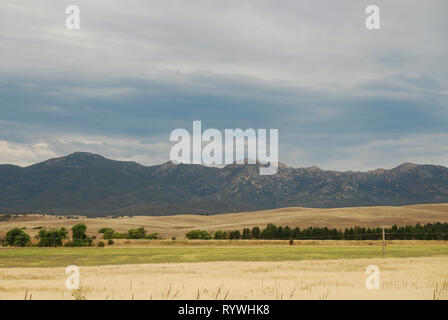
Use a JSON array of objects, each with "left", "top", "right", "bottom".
[{"left": 1, "top": 152, "right": 448, "bottom": 216}]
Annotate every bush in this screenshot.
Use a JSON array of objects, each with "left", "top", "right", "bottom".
[
  {"left": 97, "top": 241, "right": 105, "bottom": 247},
  {"left": 37, "top": 228, "right": 68, "bottom": 247},
  {"left": 103, "top": 230, "right": 126, "bottom": 239},
  {"left": 5, "top": 228, "right": 31, "bottom": 247},
  {"left": 127, "top": 227, "right": 147, "bottom": 239},
  {"left": 185, "top": 230, "right": 211, "bottom": 240},
  {"left": 107, "top": 239, "right": 114, "bottom": 245},
  {"left": 213, "top": 230, "right": 225, "bottom": 239},
  {"left": 103, "top": 229, "right": 115, "bottom": 239},
  {"left": 98, "top": 228, "right": 114, "bottom": 234},
  {"left": 146, "top": 233, "right": 158, "bottom": 240},
  {"left": 102, "top": 227, "right": 157, "bottom": 240},
  {"left": 113, "top": 232, "right": 127, "bottom": 239}
]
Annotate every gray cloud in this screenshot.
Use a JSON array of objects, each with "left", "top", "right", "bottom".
[{"left": 0, "top": 0, "right": 447, "bottom": 170}]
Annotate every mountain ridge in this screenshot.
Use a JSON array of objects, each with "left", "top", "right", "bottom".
[{"left": 1, "top": 152, "right": 448, "bottom": 216}]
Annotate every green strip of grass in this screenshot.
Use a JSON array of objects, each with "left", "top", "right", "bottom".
[{"left": 0, "top": 246, "right": 447, "bottom": 268}]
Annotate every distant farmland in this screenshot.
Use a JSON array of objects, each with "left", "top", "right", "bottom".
[{"left": 1, "top": 203, "right": 448, "bottom": 239}]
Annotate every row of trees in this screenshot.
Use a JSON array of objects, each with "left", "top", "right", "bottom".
[
  {"left": 2, "top": 225, "right": 159, "bottom": 247},
  {"left": 99, "top": 227, "right": 158, "bottom": 240},
  {"left": 185, "top": 222, "right": 448, "bottom": 240},
  {"left": 4, "top": 222, "right": 448, "bottom": 245},
  {"left": 2, "top": 223, "right": 93, "bottom": 247}
]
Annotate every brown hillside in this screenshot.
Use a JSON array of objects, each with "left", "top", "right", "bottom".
[{"left": 1, "top": 203, "right": 447, "bottom": 239}]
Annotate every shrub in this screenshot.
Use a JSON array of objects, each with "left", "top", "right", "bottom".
[
  {"left": 107, "top": 239, "right": 114, "bottom": 245},
  {"left": 103, "top": 230, "right": 115, "bottom": 239},
  {"left": 185, "top": 230, "right": 211, "bottom": 240},
  {"left": 213, "top": 230, "right": 225, "bottom": 239},
  {"left": 113, "top": 232, "right": 127, "bottom": 239},
  {"left": 146, "top": 233, "right": 158, "bottom": 240},
  {"left": 103, "top": 227, "right": 158, "bottom": 240},
  {"left": 127, "top": 227, "right": 147, "bottom": 239},
  {"left": 37, "top": 228, "right": 68, "bottom": 247},
  {"left": 98, "top": 228, "right": 114, "bottom": 234},
  {"left": 103, "top": 230, "right": 126, "bottom": 239},
  {"left": 97, "top": 241, "right": 105, "bottom": 247},
  {"left": 72, "top": 287, "right": 87, "bottom": 300},
  {"left": 5, "top": 228, "right": 31, "bottom": 247}
]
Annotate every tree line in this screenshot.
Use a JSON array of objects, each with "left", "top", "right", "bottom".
[
  {"left": 2, "top": 223, "right": 93, "bottom": 247},
  {"left": 99, "top": 227, "right": 158, "bottom": 240},
  {"left": 185, "top": 222, "right": 448, "bottom": 240},
  {"left": 1, "top": 225, "right": 158, "bottom": 247}
]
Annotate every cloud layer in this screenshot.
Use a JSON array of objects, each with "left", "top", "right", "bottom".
[{"left": 0, "top": 0, "right": 447, "bottom": 170}]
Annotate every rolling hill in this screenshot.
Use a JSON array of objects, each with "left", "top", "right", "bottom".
[{"left": 1, "top": 204, "right": 448, "bottom": 239}]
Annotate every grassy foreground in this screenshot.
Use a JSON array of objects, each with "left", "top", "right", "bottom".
[{"left": 1, "top": 245, "right": 448, "bottom": 268}]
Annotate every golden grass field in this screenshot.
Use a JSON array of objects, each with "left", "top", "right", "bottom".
[
  {"left": 1, "top": 204, "right": 447, "bottom": 300},
  {"left": 1, "top": 257, "right": 447, "bottom": 300},
  {"left": 1, "top": 203, "right": 448, "bottom": 239}
]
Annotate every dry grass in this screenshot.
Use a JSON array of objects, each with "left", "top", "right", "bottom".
[
  {"left": 1, "top": 203, "right": 448, "bottom": 239},
  {"left": 1, "top": 256, "right": 447, "bottom": 300},
  {"left": 105, "top": 239, "right": 448, "bottom": 247},
  {"left": 2, "top": 245, "right": 448, "bottom": 267}
]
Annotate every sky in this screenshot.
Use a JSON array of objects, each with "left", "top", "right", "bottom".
[{"left": 0, "top": 0, "right": 447, "bottom": 170}]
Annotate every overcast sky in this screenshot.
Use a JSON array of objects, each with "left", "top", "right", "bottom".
[{"left": 0, "top": 0, "right": 447, "bottom": 170}]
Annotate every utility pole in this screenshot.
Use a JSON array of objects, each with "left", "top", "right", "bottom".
[{"left": 382, "top": 226, "right": 386, "bottom": 257}]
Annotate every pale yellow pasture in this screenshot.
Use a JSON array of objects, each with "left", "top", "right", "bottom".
[{"left": 1, "top": 257, "right": 447, "bottom": 300}]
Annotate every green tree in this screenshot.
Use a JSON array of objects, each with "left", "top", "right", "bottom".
[
  {"left": 103, "top": 229, "right": 114, "bottom": 239},
  {"left": 146, "top": 233, "right": 158, "bottom": 239},
  {"left": 185, "top": 230, "right": 211, "bottom": 240},
  {"left": 72, "top": 223, "right": 92, "bottom": 247},
  {"left": 5, "top": 228, "right": 31, "bottom": 247},
  {"left": 242, "top": 228, "right": 252, "bottom": 239},
  {"left": 127, "top": 227, "right": 147, "bottom": 239},
  {"left": 251, "top": 226, "right": 261, "bottom": 239},
  {"left": 38, "top": 228, "right": 68, "bottom": 247},
  {"left": 229, "top": 230, "right": 241, "bottom": 239},
  {"left": 213, "top": 230, "right": 225, "bottom": 239},
  {"left": 98, "top": 228, "right": 114, "bottom": 234}
]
